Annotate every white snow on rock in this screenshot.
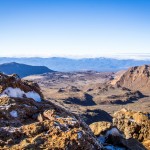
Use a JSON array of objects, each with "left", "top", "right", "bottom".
[
  {"left": 25, "top": 91, "right": 41, "bottom": 102},
  {"left": 104, "top": 145, "right": 125, "bottom": 150},
  {"left": 1, "top": 87, "right": 24, "bottom": 98},
  {"left": 0, "top": 104, "right": 12, "bottom": 110},
  {"left": 10, "top": 110, "right": 18, "bottom": 118},
  {"left": 106, "top": 128, "right": 122, "bottom": 137},
  {"left": 0, "top": 94, "right": 9, "bottom": 98},
  {"left": 77, "top": 131, "right": 83, "bottom": 139},
  {"left": 129, "top": 118, "right": 135, "bottom": 123},
  {"left": 0, "top": 87, "right": 41, "bottom": 102}
]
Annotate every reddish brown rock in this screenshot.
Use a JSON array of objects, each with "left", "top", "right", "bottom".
[
  {"left": 89, "top": 121, "right": 112, "bottom": 136},
  {"left": 113, "top": 108, "right": 150, "bottom": 149},
  {"left": 0, "top": 73, "right": 102, "bottom": 150},
  {"left": 113, "top": 65, "right": 150, "bottom": 94}
]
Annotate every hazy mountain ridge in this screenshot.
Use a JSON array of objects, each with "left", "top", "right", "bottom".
[
  {"left": 0, "top": 57, "right": 150, "bottom": 72},
  {"left": 0, "top": 62, "right": 54, "bottom": 77}
]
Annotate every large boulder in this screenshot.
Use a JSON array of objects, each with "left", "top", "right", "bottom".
[
  {"left": 0, "top": 73, "right": 102, "bottom": 150},
  {"left": 89, "top": 121, "right": 112, "bottom": 136},
  {"left": 113, "top": 108, "right": 150, "bottom": 149},
  {"left": 89, "top": 121, "right": 146, "bottom": 150},
  {"left": 143, "top": 140, "right": 150, "bottom": 150}
]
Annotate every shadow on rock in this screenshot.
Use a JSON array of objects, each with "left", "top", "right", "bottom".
[
  {"left": 64, "top": 93, "right": 96, "bottom": 106},
  {"left": 82, "top": 109, "right": 112, "bottom": 125}
]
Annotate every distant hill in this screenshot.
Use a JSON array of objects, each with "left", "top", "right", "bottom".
[
  {"left": 0, "top": 62, "right": 54, "bottom": 78},
  {"left": 112, "top": 65, "right": 150, "bottom": 94},
  {"left": 0, "top": 57, "right": 150, "bottom": 72}
]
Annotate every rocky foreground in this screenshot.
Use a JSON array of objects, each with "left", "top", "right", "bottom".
[
  {"left": 90, "top": 108, "right": 150, "bottom": 150},
  {"left": 0, "top": 73, "right": 150, "bottom": 150},
  {"left": 0, "top": 73, "right": 101, "bottom": 149},
  {"left": 113, "top": 109, "right": 150, "bottom": 149}
]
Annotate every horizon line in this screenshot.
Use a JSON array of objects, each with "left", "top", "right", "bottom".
[{"left": 0, "top": 53, "right": 150, "bottom": 60}]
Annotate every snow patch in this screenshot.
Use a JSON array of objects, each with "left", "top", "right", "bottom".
[
  {"left": 1, "top": 87, "right": 24, "bottom": 98},
  {"left": 106, "top": 128, "right": 122, "bottom": 137},
  {"left": 77, "top": 131, "right": 82, "bottom": 139},
  {"left": 10, "top": 110, "right": 18, "bottom": 118},
  {"left": 129, "top": 119, "right": 135, "bottom": 122},
  {"left": 104, "top": 145, "right": 125, "bottom": 150},
  {"left": 0, "top": 94, "right": 9, "bottom": 98},
  {"left": 25, "top": 91, "right": 41, "bottom": 102},
  {"left": 0, "top": 126, "right": 21, "bottom": 133},
  {"left": 0, "top": 87, "right": 41, "bottom": 102},
  {"left": 0, "top": 104, "right": 12, "bottom": 110}
]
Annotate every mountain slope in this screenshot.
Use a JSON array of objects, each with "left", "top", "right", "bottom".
[
  {"left": 0, "top": 62, "right": 54, "bottom": 78},
  {"left": 113, "top": 65, "right": 150, "bottom": 94}
]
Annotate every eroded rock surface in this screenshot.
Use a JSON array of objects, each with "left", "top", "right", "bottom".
[
  {"left": 89, "top": 122, "right": 146, "bottom": 150},
  {"left": 113, "top": 65, "right": 150, "bottom": 94},
  {"left": 89, "top": 121, "right": 112, "bottom": 136},
  {"left": 113, "top": 108, "right": 150, "bottom": 149},
  {"left": 0, "top": 73, "right": 102, "bottom": 150}
]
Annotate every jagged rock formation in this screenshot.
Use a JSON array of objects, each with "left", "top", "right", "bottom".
[
  {"left": 113, "top": 65, "right": 150, "bottom": 94},
  {"left": 0, "top": 73, "right": 102, "bottom": 150},
  {"left": 113, "top": 108, "right": 150, "bottom": 149},
  {"left": 89, "top": 121, "right": 146, "bottom": 150},
  {"left": 89, "top": 121, "right": 112, "bottom": 136},
  {"left": 0, "top": 73, "right": 43, "bottom": 98}
]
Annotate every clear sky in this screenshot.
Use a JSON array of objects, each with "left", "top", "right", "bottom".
[{"left": 0, "top": 0, "right": 150, "bottom": 57}]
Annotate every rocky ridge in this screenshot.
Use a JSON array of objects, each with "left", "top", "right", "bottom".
[
  {"left": 0, "top": 73, "right": 102, "bottom": 150},
  {"left": 112, "top": 65, "right": 150, "bottom": 94}
]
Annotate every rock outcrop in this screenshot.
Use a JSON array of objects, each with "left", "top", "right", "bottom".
[
  {"left": 113, "top": 65, "right": 150, "bottom": 94},
  {"left": 113, "top": 108, "right": 150, "bottom": 149},
  {"left": 89, "top": 108, "right": 150, "bottom": 149},
  {"left": 0, "top": 73, "right": 102, "bottom": 150},
  {"left": 0, "top": 73, "right": 43, "bottom": 98},
  {"left": 89, "top": 121, "right": 146, "bottom": 150},
  {"left": 89, "top": 121, "right": 112, "bottom": 136}
]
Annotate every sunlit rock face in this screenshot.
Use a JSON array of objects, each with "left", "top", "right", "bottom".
[
  {"left": 90, "top": 110, "right": 150, "bottom": 150},
  {"left": 0, "top": 73, "right": 102, "bottom": 150},
  {"left": 114, "top": 65, "right": 150, "bottom": 94},
  {"left": 113, "top": 108, "right": 150, "bottom": 149}
]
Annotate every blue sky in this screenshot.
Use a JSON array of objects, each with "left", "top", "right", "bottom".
[{"left": 0, "top": 0, "right": 150, "bottom": 57}]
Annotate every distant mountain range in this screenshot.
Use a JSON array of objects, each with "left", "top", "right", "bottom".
[
  {"left": 0, "top": 57, "right": 150, "bottom": 72},
  {"left": 0, "top": 62, "right": 54, "bottom": 77}
]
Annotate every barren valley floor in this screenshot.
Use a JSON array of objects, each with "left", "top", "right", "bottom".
[{"left": 24, "top": 70, "right": 150, "bottom": 124}]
